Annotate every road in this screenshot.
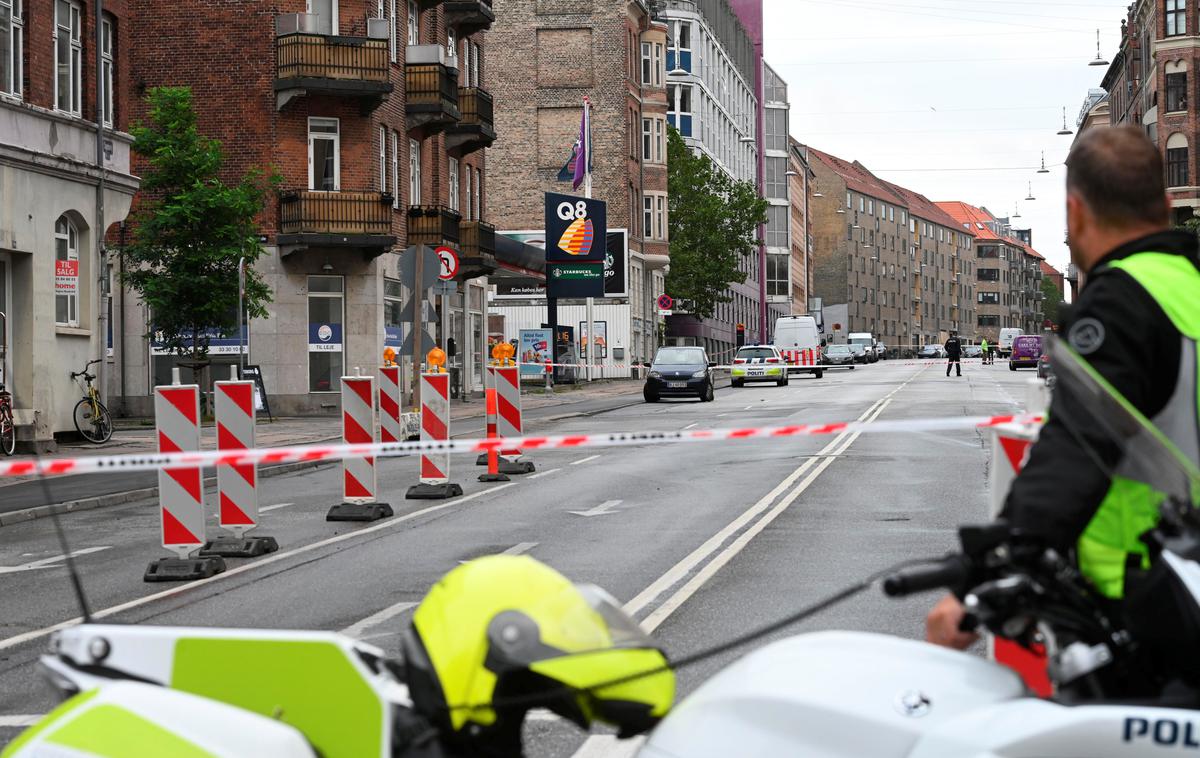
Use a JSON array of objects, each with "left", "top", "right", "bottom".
[{"left": 0, "top": 360, "right": 1038, "bottom": 755}]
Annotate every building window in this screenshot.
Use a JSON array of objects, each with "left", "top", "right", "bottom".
[
  {"left": 448, "top": 156, "right": 460, "bottom": 211},
  {"left": 1167, "top": 71, "right": 1188, "bottom": 112},
  {"left": 55, "top": 215, "right": 79, "bottom": 327},
  {"left": 667, "top": 84, "right": 692, "bottom": 136},
  {"left": 642, "top": 117, "right": 652, "bottom": 161},
  {"left": 1168, "top": 133, "right": 1189, "bottom": 187},
  {"left": 978, "top": 291, "right": 999, "bottom": 305},
  {"left": 308, "top": 276, "right": 344, "bottom": 393},
  {"left": 766, "top": 254, "right": 788, "bottom": 298},
  {"left": 391, "top": 130, "right": 399, "bottom": 208},
  {"left": 764, "top": 108, "right": 787, "bottom": 151},
  {"left": 765, "top": 205, "right": 788, "bottom": 248},
  {"left": 379, "top": 125, "right": 387, "bottom": 193},
  {"left": 640, "top": 42, "right": 662, "bottom": 87},
  {"left": 100, "top": 16, "right": 114, "bottom": 126},
  {"left": 446, "top": 26, "right": 456, "bottom": 60},
  {"left": 385, "top": 278, "right": 405, "bottom": 340},
  {"left": 54, "top": 0, "right": 82, "bottom": 115},
  {"left": 978, "top": 315, "right": 1000, "bottom": 327},
  {"left": 978, "top": 268, "right": 999, "bottom": 282},
  {"left": 407, "top": 0, "right": 418, "bottom": 45},
  {"left": 765, "top": 157, "right": 787, "bottom": 199},
  {"left": 0, "top": 0, "right": 22, "bottom": 98},
  {"left": 643, "top": 192, "right": 666, "bottom": 241},
  {"left": 308, "top": 117, "right": 340, "bottom": 191},
  {"left": 409, "top": 138, "right": 421, "bottom": 204},
  {"left": 388, "top": 0, "right": 397, "bottom": 61},
  {"left": 1167, "top": 0, "right": 1186, "bottom": 36},
  {"left": 474, "top": 167, "right": 481, "bottom": 220}
]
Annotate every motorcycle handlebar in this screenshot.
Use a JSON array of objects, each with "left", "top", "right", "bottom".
[{"left": 882, "top": 556, "right": 970, "bottom": 597}]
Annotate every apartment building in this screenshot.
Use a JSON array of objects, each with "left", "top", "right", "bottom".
[
  {"left": 485, "top": 0, "right": 668, "bottom": 371},
  {"left": 0, "top": 0, "right": 140, "bottom": 450},
  {"left": 788, "top": 137, "right": 814, "bottom": 317},
  {"left": 761, "top": 62, "right": 790, "bottom": 315},
  {"left": 660, "top": 0, "right": 767, "bottom": 354},
  {"left": 111, "top": 0, "right": 496, "bottom": 416}
]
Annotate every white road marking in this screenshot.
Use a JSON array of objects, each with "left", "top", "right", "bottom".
[
  {"left": 502, "top": 542, "right": 539, "bottom": 556},
  {"left": 339, "top": 601, "right": 418, "bottom": 639},
  {"left": 260, "top": 502, "right": 295, "bottom": 512},
  {"left": 570, "top": 735, "right": 645, "bottom": 758},
  {"left": 682, "top": 423, "right": 698, "bottom": 430},
  {"left": 0, "top": 483, "right": 518, "bottom": 653},
  {"left": 569, "top": 500, "right": 622, "bottom": 518},
  {"left": 0, "top": 546, "right": 111, "bottom": 576},
  {"left": 0, "top": 715, "right": 42, "bottom": 728},
  {"left": 570, "top": 455, "right": 601, "bottom": 466},
  {"left": 527, "top": 468, "right": 562, "bottom": 480},
  {"left": 743, "top": 405, "right": 755, "bottom": 411},
  {"left": 626, "top": 371, "right": 921, "bottom": 633}
]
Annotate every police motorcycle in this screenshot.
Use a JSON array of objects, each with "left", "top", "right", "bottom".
[
  {"left": 640, "top": 340, "right": 1200, "bottom": 757},
  {"left": 9, "top": 341, "right": 1200, "bottom": 758}
]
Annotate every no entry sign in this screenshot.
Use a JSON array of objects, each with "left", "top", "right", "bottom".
[{"left": 435, "top": 246, "right": 459, "bottom": 280}]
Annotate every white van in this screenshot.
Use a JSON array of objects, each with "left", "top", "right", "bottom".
[
  {"left": 998, "top": 328, "right": 1024, "bottom": 358},
  {"left": 773, "top": 316, "right": 824, "bottom": 378},
  {"left": 848, "top": 332, "right": 878, "bottom": 364}
]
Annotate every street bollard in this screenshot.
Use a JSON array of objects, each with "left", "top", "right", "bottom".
[
  {"left": 327, "top": 375, "right": 393, "bottom": 522},
  {"left": 144, "top": 382, "right": 225, "bottom": 582},
  {"left": 379, "top": 366, "right": 403, "bottom": 444},
  {"left": 478, "top": 373, "right": 509, "bottom": 483},
  {"left": 199, "top": 367, "right": 279, "bottom": 558}
]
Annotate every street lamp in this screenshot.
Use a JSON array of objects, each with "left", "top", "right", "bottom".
[
  {"left": 667, "top": 67, "right": 689, "bottom": 77},
  {"left": 1013, "top": 202, "right": 1022, "bottom": 220},
  {"left": 1025, "top": 182, "right": 1036, "bottom": 202},
  {"left": 1089, "top": 29, "right": 1110, "bottom": 67},
  {"left": 1037, "top": 152, "right": 1050, "bottom": 174},
  {"left": 1057, "top": 107, "right": 1074, "bottom": 136}
]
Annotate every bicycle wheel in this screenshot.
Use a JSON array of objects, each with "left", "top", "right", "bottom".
[
  {"left": 0, "top": 411, "right": 14, "bottom": 456},
  {"left": 74, "top": 398, "right": 113, "bottom": 444}
]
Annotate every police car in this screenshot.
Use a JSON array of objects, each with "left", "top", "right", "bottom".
[{"left": 731, "top": 345, "right": 789, "bottom": 388}]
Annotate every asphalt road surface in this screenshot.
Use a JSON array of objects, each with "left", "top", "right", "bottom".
[{"left": 0, "top": 361, "right": 1040, "bottom": 755}]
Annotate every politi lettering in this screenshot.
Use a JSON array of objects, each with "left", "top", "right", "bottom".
[{"left": 1123, "top": 717, "right": 1200, "bottom": 749}]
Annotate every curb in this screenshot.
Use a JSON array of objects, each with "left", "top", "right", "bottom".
[{"left": 0, "top": 459, "right": 331, "bottom": 528}]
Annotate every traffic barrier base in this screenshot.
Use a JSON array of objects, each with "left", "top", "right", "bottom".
[
  {"left": 475, "top": 454, "right": 535, "bottom": 474},
  {"left": 199, "top": 534, "right": 279, "bottom": 559},
  {"left": 327, "top": 501, "right": 395, "bottom": 521},
  {"left": 144, "top": 555, "right": 226, "bottom": 582},
  {"left": 406, "top": 481, "right": 464, "bottom": 499}
]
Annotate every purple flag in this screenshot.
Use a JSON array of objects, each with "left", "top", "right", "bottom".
[{"left": 572, "top": 102, "right": 589, "bottom": 190}]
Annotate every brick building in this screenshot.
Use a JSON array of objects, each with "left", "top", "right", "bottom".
[
  {"left": 788, "top": 137, "right": 814, "bottom": 317},
  {"left": 111, "top": 0, "right": 495, "bottom": 416},
  {"left": 0, "top": 0, "right": 140, "bottom": 450},
  {"left": 485, "top": 0, "right": 669, "bottom": 370}
]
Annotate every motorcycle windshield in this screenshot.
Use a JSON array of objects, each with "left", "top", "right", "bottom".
[{"left": 1048, "top": 339, "right": 1200, "bottom": 506}]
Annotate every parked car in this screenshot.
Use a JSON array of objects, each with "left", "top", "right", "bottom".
[
  {"left": 1010, "top": 334, "right": 1044, "bottom": 370},
  {"left": 874, "top": 343, "right": 889, "bottom": 361},
  {"left": 849, "top": 333, "right": 878, "bottom": 363},
  {"left": 847, "top": 344, "right": 871, "bottom": 364},
  {"left": 732, "top": 345, "right": 789, "bottom": 388},
  {"left": 963, "top": 345, "right": 984, "bottom": 359},
  {"left": 644, "top": 347, "right": 716, "bottom": 403},
  {"left": 918, "top": 345, "right": 946, "bottom": 359},
  {"left": 822, "top": 344, "right": 857, "bottom": 368}
]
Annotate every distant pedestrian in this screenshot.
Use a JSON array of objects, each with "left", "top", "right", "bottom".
[
  {"left": 944, "top": 332, "right": 963, "bottom": 377},
  {"left": 981, "top": 338, "right": 991, "bottom": 365}
]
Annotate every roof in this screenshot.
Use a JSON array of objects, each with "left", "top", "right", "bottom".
[
  {"left": 1040, "top": 261, "right": 1063, "bottom": 278},
  {"left": 1014, "top": 240, "right": 1045, "bottom": 261},
  {"left": 935, "top": 201, "right": 1004, "bottom": 241},
  {"left": 808, "top": 147, "right": 906, "bottom": 205},
  {"left": 881, "top": 183, "right": 971, "bottom": 233}
]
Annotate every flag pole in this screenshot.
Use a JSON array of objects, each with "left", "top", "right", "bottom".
[{"left": 584, "top": 96, "right": 595, "bottom": 382}]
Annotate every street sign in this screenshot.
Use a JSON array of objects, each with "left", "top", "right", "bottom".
[
  {"left": 658, "top": 310, "right": 673, "bottom": 317},
  {"left": 435, "top": 280, "right": 458, "bottom": 295},
  {"left": 435, "top": 246, "right": 459, "bottom": 280},
  {"left": 656, "top": 294, "right": 674, "bottom": 310},
  {"left": 547, "top": 262, "right": 604, "bottom": 299}
]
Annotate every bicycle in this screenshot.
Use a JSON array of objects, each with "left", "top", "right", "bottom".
[
  {"left": 0, "top": 380, "right": 14, "bottom": 455},
  {"left": 70, "top": 359, "right": 113, "bottom": 444}
]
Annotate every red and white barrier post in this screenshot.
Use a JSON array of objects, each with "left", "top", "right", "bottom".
[
  {"left": 406, "top": 369, "right": 463, "bottom": 499},
  {"left": 379, "top": 366, "right": 403, "bottom": 444},
  {"left": 199, "top": 367, "right": 279, "bottom": 558},
  {"left": 327, "top": 372, "right": 393, "bottom": 522},
  {"left": 477, "top": 364, "right": 535, "bottom": 474},
  {"left": 478, "top": 373, "right": 509, "bottom": 482},
  {"left": 144, "top": 369, "right": 225, "bottom": 582},
  {"left": 988, "top": 421, "right": 1051, "bottom": 696}
]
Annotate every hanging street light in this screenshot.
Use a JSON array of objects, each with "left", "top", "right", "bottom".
[
  {"left": 1057, "top": 107, "right": 1074, "bottom": 136},
  {"left": 1025, "top": 182, "right": 1036, "bottom": 202},
  {"left": 1037, "top": 152, "right": 1051, "bottom": 174},
  {"left": 1089, "top": 29, "right": 1110, "bottom": 67}
]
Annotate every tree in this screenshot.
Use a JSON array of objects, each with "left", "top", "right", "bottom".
[
  {"left": 123, "top": 86, "right": 276, "bottom": 378},
  {"left": 1041, "top": 276, "right": 1065, "bottom": 325},
  {"left": 665, "top": 126, "right": 769, "bottom": 320}
]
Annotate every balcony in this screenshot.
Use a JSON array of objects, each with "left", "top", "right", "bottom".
[
  {"left": 277, "top": 190, "right": 396, "bottom": 258},
  {"left": 406, "top": 45, "right": 461, "bottom": 136},
  {"left": 457, "top": 220, "right": 498, "bottom": 279},
  {"left": 444, "top": 0, "right": 494, "bottom": 35},
  {"left": 408, "top": 205, "right": 461, "bottom": 248},
  {"left": 275, "top": 15, "right": 393, "bottom": 112},
  {"left": 444, "top": 87, "right": 496, "bottom": 156}
]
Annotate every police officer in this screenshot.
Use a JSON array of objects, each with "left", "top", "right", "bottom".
[
  {"left": 944, "top": 331, "right": 962, "bottom": 378},
  {"left": 927, "top": 125, "right": 1200, "bottom": 649},
  {"left": 981, "top": 338, "right": 991, "bottom": 366}
]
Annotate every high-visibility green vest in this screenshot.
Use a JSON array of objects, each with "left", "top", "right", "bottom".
[{"left": 1077, "top": 252, "right": 1200, "bottom": 598}]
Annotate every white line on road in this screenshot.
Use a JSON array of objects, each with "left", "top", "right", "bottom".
[
  {"left": 0, "top": 715, "right": 42, "bottom": 728},
  {"left": 527, "top": 468, "right": 561, "bottom": 480},
  {"left": 570, "top": 735, "right": 645, "bottom": 758},
  {"left": 339, "top": 600, "right": 418, "bottom": 639},
  {"left": 570, "top": 455, "right": 601, "bottom": 466},
  {"left": 260, "top": 502, "right": 295, "bottom": 512},
  {"left": 501, "top": 542, "right": 539, "bottom": 556},
  {"left": 569, "top": 500, "right": 622, "bottom": 518},
  {"left": 0, "top": 546, "right": 111, "bottom": 576},
  {"left": 682, "top": 423, "right": 698, "bottom": 430},
  {"left": 0, "top": 483, "right": 518, "bottom": 654}
]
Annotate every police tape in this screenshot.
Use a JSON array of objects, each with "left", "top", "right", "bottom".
[{"left": 0, "top": 413, "right": 1044, "bottom": 479}]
